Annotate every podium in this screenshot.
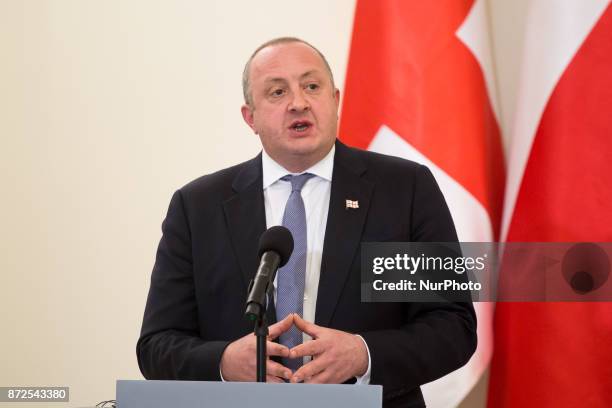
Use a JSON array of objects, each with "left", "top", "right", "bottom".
[{"left": 116, "top": 380, "right": 382, "bottom": 408}]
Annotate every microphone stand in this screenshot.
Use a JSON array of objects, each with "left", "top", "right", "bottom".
[
  {"left": 254, "top": 313, "right": 268, "bottom": 383},
  {"left": 245, "top": 283, "right": 272, "bottom": 383},
  {"left": 245, "top": 252, "right": 280, "bottom": 383}
]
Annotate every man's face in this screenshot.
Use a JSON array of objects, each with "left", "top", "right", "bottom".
[{"left": 241, "top": 42, "right": 340, "bottom": 172}]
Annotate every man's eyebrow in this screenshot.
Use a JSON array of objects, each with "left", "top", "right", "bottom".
[
  {"left": 263, "top": 77, "right": 288, "bottom": 86},
  {"left": 263, "top": 70, "right": 323, "bottom": 85},
  {"left": 300, "top": 70, "right": 323, "bottom": 79}
]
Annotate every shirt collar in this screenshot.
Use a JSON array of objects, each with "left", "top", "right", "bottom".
[{"left": 262, "top": 144, "right": 335, "bottom": 189}]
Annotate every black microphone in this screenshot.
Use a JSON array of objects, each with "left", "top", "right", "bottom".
[{"left": 245, "top": 226, "right": 293, "bottom": 321}]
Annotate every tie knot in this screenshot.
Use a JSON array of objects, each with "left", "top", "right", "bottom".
[{"left": 282, "top": 173, "right": 314, "bottom": 192}]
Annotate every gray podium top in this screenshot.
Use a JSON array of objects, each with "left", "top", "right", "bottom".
[{"left": 117, "top": 380, "right": 382, "bottom": 408}]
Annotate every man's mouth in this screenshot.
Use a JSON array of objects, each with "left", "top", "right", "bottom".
[{"left": 289, "top": 120, "right": 312, "bottom": 132}]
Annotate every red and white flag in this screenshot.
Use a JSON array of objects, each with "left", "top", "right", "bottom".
[
  {"left": 489, "top": 1, "right": 612, "bottom": 407},
  {"left": 340, "top": 1, "right": 505, "bottom": 406}
]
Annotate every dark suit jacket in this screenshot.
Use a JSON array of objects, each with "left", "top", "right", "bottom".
[{"left": 137, "top": 140, "right": 477, "bottom": 408}]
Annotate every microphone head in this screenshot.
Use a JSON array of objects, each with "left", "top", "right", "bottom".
[{"left": 258, "top": 226, "right": 294, "bottom": 267}]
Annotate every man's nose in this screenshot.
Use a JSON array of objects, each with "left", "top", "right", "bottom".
[{"left": 288, "top": 90, "right": 310, "bottom": 112}]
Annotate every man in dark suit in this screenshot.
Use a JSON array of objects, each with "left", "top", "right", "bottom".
[{"left": 137, "top": 37, "right": 476, "bottom": 407}]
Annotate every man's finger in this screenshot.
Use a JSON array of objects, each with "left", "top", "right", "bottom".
[
  {"left": 267, "top": 359, "right": 292, "bottom": 381},
  {"left": 268, "top": 314, "right": 294, "bottom": 339},
  {"left": 289, "top": 339, "right": 325, "bottom": 358},
  {"left": 291, "top": 356, "right": 326, "bottom": 383},
  {"left": 292, "top": 313, "right": 320, "bottom": 337},
  {"left": 304, "top": 369, "right": 332, "bottom": 384},
  {"left": 267, "top": 341, "right": 290, "bottom": 358},
  {"left": 266, "top": 375, "right": 285, "bottom": 383}
]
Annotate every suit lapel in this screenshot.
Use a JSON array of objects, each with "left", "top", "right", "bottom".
[
  {"left": 315, "top": 141, "right": 374, "bottom": 327},
  {"left": 223, "top": 154, "right": 276, "bottom": 324},
  {"left": 222, "top": 155, "right": 270, "bottom": 310}
]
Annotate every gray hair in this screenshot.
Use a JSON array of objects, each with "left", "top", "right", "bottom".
[{"left": 242, "top": 37, "right": 336, "bottom": 107}]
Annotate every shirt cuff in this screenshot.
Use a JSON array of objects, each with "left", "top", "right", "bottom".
[{"left": 354, "top": 335, "right": 371, "bottom": 385}]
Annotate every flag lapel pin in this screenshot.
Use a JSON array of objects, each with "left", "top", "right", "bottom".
[{"left": 346, "top": 199, "right": 359, "bottom": 209}]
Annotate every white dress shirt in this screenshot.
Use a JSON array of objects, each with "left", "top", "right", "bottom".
[{"left": 261, "top": 145, "right": 371, "bottom": 384}]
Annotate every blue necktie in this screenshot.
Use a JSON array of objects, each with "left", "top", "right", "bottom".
[{"left": 276, "top": 173, "right": 314, "bottom": 371}]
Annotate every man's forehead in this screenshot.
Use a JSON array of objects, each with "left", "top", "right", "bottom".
[{"left": 250, "top": 43, "right": 327, "bottom": 78}]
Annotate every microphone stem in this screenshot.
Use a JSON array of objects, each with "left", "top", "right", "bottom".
[{"left": 255, "top": 316, "right": 268, "bottom": 382}]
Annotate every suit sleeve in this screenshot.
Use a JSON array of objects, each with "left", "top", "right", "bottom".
[
  {"left": 360, "top": 165, "right": 478, "bottom": 397},
  {"left": 136, "top": 190, "right": 230, "bottom": 380}
]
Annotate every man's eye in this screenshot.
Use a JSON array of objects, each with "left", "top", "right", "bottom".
[
  {"left": 271, "top": 89, "right": 285, "bottom": 97},
  {"left": 306, "top": 83, "right": 319, "bottom": 91}
]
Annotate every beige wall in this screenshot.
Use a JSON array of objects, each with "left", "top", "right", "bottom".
[{"left": 0, "top": 1, "right": 528, "bottom": 406}]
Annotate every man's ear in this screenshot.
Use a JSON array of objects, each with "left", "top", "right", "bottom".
[
  {"left": 334, "top": 88, "right": 340, "bottom": 108},
  {"left": 241, "top": 104, "right": 257, "bottom": 134}
]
